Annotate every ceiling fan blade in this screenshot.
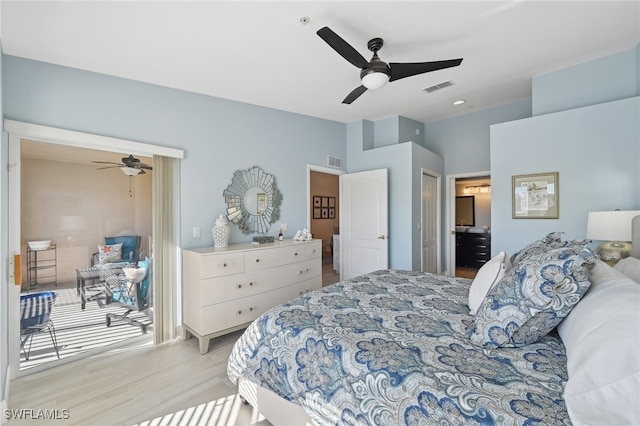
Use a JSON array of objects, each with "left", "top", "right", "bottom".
[
  {"left": 342, "top": 85, "right": 368, "bottom": 104},
  {"left": 317, "top": 27, "right": 369, "bottom": 69},
  {"left": 95, "top": 166, "right": 120, "bottom": 170},
  {"left": 139, "top": 164, "right": 153, "bottom": 170},
  {"left": 92, "top": 161, "right": 123, "bottom": 165},
  {"left": 389, "top": 58, "right": 463, "bottom": 82}
]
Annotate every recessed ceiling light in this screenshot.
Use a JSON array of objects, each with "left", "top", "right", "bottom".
[{"left": 452, "top": 100, "right": 466, "bottom": 106}]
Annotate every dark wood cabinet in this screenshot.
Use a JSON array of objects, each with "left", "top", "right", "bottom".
[{"left": 456, "top": 233, "right": 491, "bottom": 269}]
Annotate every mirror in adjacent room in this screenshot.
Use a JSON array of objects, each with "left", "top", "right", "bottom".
[
  {"left": 455, "top": 196, "right": 475, "bottom": 227},
  {"left": 223, "top": 166, "right": 282, "bottom": 234}
]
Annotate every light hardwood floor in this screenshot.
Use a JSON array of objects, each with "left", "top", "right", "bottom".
[
  {"left": 8, "top": 259, "right": 340, "bottom": 425},
  {"left": 7, "top": 331, "right": 271, "bottom": 426}
]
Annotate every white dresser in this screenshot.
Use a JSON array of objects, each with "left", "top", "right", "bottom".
[{"left": 182, "top": 239, "right": 322, "bottom": 354}]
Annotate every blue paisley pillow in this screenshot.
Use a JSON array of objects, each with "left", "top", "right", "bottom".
[
  {"left": 508, "top": 232, "right": 592, "bottom": 267},
  {"left": 469, "top": 242, "right": 597, "bottom": 348}
]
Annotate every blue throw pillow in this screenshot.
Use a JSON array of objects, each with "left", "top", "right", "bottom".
[{"left": 469, "top": 242, "right": 597, "bottom": 348}]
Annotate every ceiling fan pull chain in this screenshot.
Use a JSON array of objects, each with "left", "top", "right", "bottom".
[{"left": 129, "top": 176, "right": 133, "bottom": 197}]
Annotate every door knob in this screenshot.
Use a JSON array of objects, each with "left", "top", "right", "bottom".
[{"left": 377, "top": 235, "right": 387, "bottom": 240}]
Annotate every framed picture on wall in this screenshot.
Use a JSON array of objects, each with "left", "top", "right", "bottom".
[
  {"left": 329, "top": 208, "right": 335, "bottom": 219},
  {"left": 313, "top": 207, "right": 322, "bottom": 219},
  {"left": 313, "top": 196, "right": 321, "bottom": 208},
  {"left": 329, "top": 197, "right": 336, "bottom": 208},
  {"left": 321, "top": 197, "right": 329, "bottom": 207},
  {"left": 512, "top": 172, "right": 559, "bottom": 219}
]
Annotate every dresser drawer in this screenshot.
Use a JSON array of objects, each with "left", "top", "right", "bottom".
[
  {"left": 303, "top": 240, "right": 322, "bottom": 260},
  {"left": 278, "top": 276, "right": 322, "bottom": 302},
  {"left": 196, "top": 291, "right": 280, "bottom": 335},
  {"left": 198, "top": 269, "right": 278, "bottom": 305},
  {"left": 245, "top": 245, "right": 307, "bottom": 271},
  {"left": 278, "top": 258, "right": 321, "bottom": 287},
  {"left": 200, "top": 252, "right": 245, "bottom": 278}
]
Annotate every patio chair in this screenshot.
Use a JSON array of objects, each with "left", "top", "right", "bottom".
[
  {"left": 90, "top": 235, "right": 142, "bottom": 266},
  {"left": 20, "top": 291, "right": 60, "bottom": 361},
  {"left": 105, "top": 257, "right": 153, "bottom": 333}
]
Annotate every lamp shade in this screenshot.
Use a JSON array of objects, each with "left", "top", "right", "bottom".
[
  {"left": 586, "top": 210, "right": 640, "bottom": 241},
  {"left": 120, "top": 166, "right": 142, "bottom": 176},
  {"left": 361, "top": 72, "right": 389, "bottom": 90}
]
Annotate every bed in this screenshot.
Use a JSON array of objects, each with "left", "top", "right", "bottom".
[{"left": 228, "top": 233, "right": 640, "bottom": 425}]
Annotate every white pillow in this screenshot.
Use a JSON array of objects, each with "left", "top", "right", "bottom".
[
  {"left": 468, "top": 251, "right": 508, "bottom": 315},
  {"left": 613, "top": 256, "right": 640, "bottom": 284},
  {"left": 557, "top": 260, "right": 640, "bottom": 426}
]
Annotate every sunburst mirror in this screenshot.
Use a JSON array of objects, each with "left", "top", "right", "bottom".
[{"left": 223, "top": 166, "right": 282, "bottom": 234}]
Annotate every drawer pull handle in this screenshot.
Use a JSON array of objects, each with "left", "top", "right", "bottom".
[
  {"left": 237, "top": 310, "right": 242, "bottom": 315},
  {"left": 249, "top": 282, "right": 254, "bottom": 286},
  {"left": 249, "top": 307, "right": 254, "bottom": 312},
  {"left": 294, "top": 252, "right": 298, "bottom": 256},
  {"left": 255, "top": 259, "right": 260, "bottom": 263},
  {"left": 222, "top": 263, "right": 228, "bottom": 268},
  {"left": 237, "top": 284, "right": 242, "bottom": 289}
]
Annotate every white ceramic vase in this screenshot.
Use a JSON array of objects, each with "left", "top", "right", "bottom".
[{"left": 212, "top": 214, "right": 231, "bottom": 247}]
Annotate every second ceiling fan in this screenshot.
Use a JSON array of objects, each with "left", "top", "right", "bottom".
[{"left": 317, "top": 26, "right": 463, "bottom": 104}]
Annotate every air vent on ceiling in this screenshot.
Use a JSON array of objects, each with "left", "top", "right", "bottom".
[
  {"left": 423, "top": 80, "right": 454, "bottom": 93},
  {"left": 327, "top": 155, "right": 343, "bottom": 169}
]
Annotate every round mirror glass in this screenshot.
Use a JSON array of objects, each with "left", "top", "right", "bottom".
[{"left": 223, "top": 166, "right": 282, "bottom": 234}]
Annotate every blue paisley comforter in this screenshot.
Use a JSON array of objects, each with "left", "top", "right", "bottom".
[{"left": 227, "top": 270, "right": 570, "bottom": 425}]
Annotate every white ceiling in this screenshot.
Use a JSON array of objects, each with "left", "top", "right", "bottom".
[{"left": 2, "top": 1, "right": 639, "bottom": 124}]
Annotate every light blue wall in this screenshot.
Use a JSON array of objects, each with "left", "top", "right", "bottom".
[
  {"left": 2, "top": 56, "right": 347, "bottom": 249},
  {"left": 371, "top": 115, "right": 425, "bottom": 148},
  {"left": 373, "top": 117, "right": 398, "bottom": 148},
  {"left": 347, "top": 120, "right": 443, "bottom": 270},
  {"left": 423, "top": 100, "right": 532, "bottom": 175},
  {"left": 491, "top": 45, "right": 640, "bottom": 255},
  {"left": 399, "top": 116, "right": 424, "bottom": 146},
  {"left": 491, "top": 96, "right": 640, "bottom": 255},
  {"left": 532, "top": 49, "right": 639, "bottom": 116}
]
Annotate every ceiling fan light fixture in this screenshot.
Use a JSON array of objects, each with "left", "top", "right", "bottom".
[
  {"left": 121, "top": 166, "right": 142, "bottom": 176},
  {"left": 361, "top": 71, "right": 389, "bottom": 90}
]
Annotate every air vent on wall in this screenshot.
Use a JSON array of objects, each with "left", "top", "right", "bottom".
[
  {"left": 423, "top": 80, "right": 454, "bottom": 93},
  {"left": 327, "top": 155, "right": 343, "bottom": 169}
]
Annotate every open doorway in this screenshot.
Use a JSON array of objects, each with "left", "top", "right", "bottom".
[
  {"left": 18, "top": 140, "right": 153, "bottom": 372},
  {"left": 452, "top": 175, "right": 492, "bottom": 279},
  {"left": 308, "top": 166, "right": 341, "bottom": 287}
]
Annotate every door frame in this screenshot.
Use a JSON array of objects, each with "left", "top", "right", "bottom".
[
  {"left": 5, "top": 119, "right": 183, "bottom": 378},
  {"left": 421, "top": 168, "right": 442, "bottom": 274},
  {"left": 446, "top": 170, "right": 490, "bottom": 276}
]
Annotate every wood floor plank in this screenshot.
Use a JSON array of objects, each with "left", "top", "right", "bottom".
[{"left": 7, "top": 331, "right": 271, "bottom": 426}]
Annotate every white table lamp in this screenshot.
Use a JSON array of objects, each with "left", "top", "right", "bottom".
[{"left": 587, "top": 210, "right": 640, "bottom": 265}]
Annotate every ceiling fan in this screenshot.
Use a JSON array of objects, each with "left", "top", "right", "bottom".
[
  {"left": 93, "top": 154, "right": 152, "bottom": 175},
  {"left": 317, "top": 26, "right": 463, "bottom": 104}
]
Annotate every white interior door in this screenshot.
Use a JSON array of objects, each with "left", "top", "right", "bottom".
[
  {"left": 422, "top": 172, "right": 438, "bottom": 273},
  {"left": 340, "top": 169, "right": 388, "bottom": 280}
]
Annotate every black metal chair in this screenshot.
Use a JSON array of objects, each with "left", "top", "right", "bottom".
[{"left": 20, "top": 291, "right": 60, "bottom": 361}]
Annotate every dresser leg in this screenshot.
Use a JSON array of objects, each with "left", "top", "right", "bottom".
[{"left": 199, "top": 336, "right": 211, "bottom": 355}]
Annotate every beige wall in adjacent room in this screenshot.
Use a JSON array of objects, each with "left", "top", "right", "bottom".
[
  {"left": 310, "top": 171, "right": 339, "bottom": 257},
  {"left": 21, "top": 157, "right": 152, "bottom": 288}
]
